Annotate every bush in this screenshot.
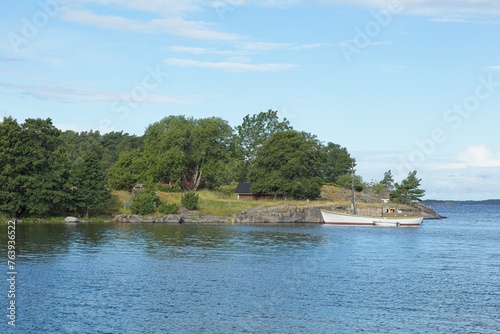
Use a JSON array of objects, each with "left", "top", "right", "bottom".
[
  {"left": 158, "top": 202, "right": 179, "bottom": 214},
  {"left": 129, "top": 190, "right": 158, "bottom": 215},
  {"left": 156, "top": 183, "right": 181, "bottom": 193},
  {"left": 181, "top": 191, "right": 199, "bottom": 210}
]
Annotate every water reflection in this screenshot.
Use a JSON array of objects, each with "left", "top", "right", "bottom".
[{"left": 0, "top": 223, "right": 327, "bottom": 263}]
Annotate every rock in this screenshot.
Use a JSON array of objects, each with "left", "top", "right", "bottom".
[
  {"left": 64, "top": 216, "right": 84, "bottom": 223},
  {"left": 235, "top": 205, "right": 325, "bottom": 224},
  {"left": 111, "top": 202, "right": 444, "bottom": 224}
]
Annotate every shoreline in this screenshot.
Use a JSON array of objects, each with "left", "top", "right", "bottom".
[{"left": 2, "top": 203, "right": 445, "bottom": 224}]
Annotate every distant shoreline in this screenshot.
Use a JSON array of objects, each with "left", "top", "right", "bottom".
[{"left": 424, "top": 199, "right": 500, "bottom": 206}]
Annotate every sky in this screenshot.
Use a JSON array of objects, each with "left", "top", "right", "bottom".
[{"left": 1, "top": 0, "right": 500, "bottom": 200}]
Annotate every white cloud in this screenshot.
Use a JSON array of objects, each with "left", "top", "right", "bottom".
[
  {"left": 238, "top": 42, "right": 324, "bottom": 51},
  {"left": 168, "top": 46, "right": 249, "bottom": 59},
  {"left": 165, "top": 58, "right": 296, "bottom": 72},
  {"left": 76, "top": 0, "right": 199, "bottom": 15},
  {"left": 458, "top": 145, "right": 500, "bottom": 167},
  {"left": 169, "top": 46, "right": 214, "bottom": 54},
  {"left": 61, "top": 7, "right": 239, "bottom": 41},
  {"left": 431, "top": 15, "right": 500, "bottom": 24},
  {"left": 0, "top": 81, "right": 182, "bottom": 104},
  {"left": 485, "top": 66, "right": 500, "bottom": 71},
  {"left": 243, "top": 0, "right": 500, "bottom": 16},
  {"left": 430, "top": 145, "right": 500, "bottom": 169}
]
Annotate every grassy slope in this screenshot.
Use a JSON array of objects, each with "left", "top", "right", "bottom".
[{"left": 112, "top": 184, "right": 390, "bottom": 217}]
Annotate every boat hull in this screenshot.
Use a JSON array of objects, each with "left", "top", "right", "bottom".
[{"left": 321, "top": 210, "right": 423, "bottom": 227}]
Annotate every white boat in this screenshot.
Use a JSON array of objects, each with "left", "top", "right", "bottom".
[
  {"left": 321, "top": 210, "right": 423, "bottom": 227},
  {"left": 321, "top": 163, "right": 423, "bottom": 227}
]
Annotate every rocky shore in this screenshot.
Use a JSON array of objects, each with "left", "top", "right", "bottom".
[{"left": 112, "top": 203, "right": 444, "bottom": 224}]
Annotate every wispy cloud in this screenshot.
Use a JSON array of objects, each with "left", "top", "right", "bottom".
[
  {"left": 164, "top": 58, "right": 297, "bottom": 72},
  {"left": 431, "top": 145, "right": 500, "bottom": 169},
  {"left": 252, "top": 0, "right": 500, "bottom": 17},
  {"left": 238, "top": 42, "right": 325, "bottom": 51},
  {"left": 0, "top": 57, "right": 23, "bottom": 62},
  {"left": 168, "top": 46, "right": 247, "bottom": 58},
  {"left": 431, "top": 14, "right": 500, "bottom": 24},
  {"left": 0, "top": 81, "right": 182, "bottom": 104},
  {"left": 61, "top": 7, "right": 239, "bottom": 41},
  {"left": 77, "top": 0, "right": 200, "bottom": 15},
  {"left": 485, "top": 66, "right": 500, "bottom": 71}
]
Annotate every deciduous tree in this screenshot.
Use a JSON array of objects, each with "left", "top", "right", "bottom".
[
  {"left": 249, "top": 130, "right": 325, "bottom": 199},
  {"left": 321, "top": 142, "right": 354, "bottom": 183},
  {"left": 235, "top": 110, "right": 291, "bottom": 180}
]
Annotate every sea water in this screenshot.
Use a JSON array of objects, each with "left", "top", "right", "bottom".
[{"left": 1, "top": 204, "right": 499, "bottom": 333}]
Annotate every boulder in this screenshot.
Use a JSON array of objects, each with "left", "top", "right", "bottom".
[{"left": 64, "top": 216, "right": 83, "bottom": 223}]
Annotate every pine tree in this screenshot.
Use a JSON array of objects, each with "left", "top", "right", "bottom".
[{"left": 390, "top": 170, "right": 425, "bottom": 204}]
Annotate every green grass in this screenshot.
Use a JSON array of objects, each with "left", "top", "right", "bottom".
[{"left": 113, "top": 185, "right": 329, "bottom": 217}]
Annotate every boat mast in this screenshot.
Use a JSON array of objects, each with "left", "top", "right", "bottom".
[{"left": 351, "top": 161, "right": 356, "bottom": 214}]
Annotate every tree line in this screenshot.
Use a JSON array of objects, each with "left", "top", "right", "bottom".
[{"left": 0, "top": 110, "right": 424, "bottom": 218}]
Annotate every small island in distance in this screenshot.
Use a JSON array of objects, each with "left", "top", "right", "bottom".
[{"left": 424, "top": 199, "right": 500, "bottom": 206}]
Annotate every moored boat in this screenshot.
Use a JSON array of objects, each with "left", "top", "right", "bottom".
[
  {"left": 321, "top": 163, "right": 423, "bottom": 227},
  {"left": 321, "top": 210, "right": 423, "bottom": 227}
]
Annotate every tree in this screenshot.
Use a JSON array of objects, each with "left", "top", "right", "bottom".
[
  {"left": 336, "top": 173, "right": 364, "bottom": 192},
  {"left": 100, "top": 131, "right": 143, "bottom": 171},
  {"left": 321, "top": 142, "right": 355, "bottom": 183},
  {"left": 390, "top": 170, "right": 425, "bottom": 204},
  {"left": 0, "top": 118, "right": 73, "bottom": 217},
  {"left": 69, "top": 150, "right": 111, "bottom": 217},
  {"left": 249, "top": 130, "right": 325, "bottom": 199},
  {"left": 0, "top": 117, "right": 25, "bottom": 216},
  {"left": 187, "top": 117, "right": 235, "bottom": 190},
  {"left": 107, "top": 149, "right": 145, "bottom": 190},
  {"left": 380, "top": 170, "right": 395, "bottom": 192},
  {"left": 235, "top": 110, "right": 292, "bottom": 180},
  {"left": 142, "top": 115, "right": 234, "bottom": 190}
]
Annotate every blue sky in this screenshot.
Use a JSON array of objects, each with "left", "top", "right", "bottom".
[{"left": 1, "top": 0, "right": 500, "bottom": 200}]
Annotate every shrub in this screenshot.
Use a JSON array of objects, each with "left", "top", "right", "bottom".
[
  {"left": 129, "top": 190, "right": 158, "bottom": 215},
  {"left": 156, "top": 184, "right": 181, "bottom": 193},
  {"left": 181, "top": 191, "right": 199, "bottom": 210},
  {"left": 158, "top": 202, "right": 179, "bottom": 214}
]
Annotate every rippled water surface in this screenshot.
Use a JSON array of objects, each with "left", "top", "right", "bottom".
[{"left": 1, "top": 204, "right": 499, "bottom": 333}]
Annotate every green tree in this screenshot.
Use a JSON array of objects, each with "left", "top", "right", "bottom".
[
  {"left": 0, "top": 117, "right": 25, "bottom": 216},
  {"left": 380, "top": 170, "right": 395, "bottom": 192},
  {"left": 249, "top": 130, "right": 325, "bottom": 199},
  {"left": 235, "top": 110, "right": 291, "bottom": 180},
  {"left": 321, "top": 142, "right": 355, "bottom": 183},
  {"left": 336, "top": 173, "right": 364, "bottom": 192},
  {"left": 69, "top": 150, "right": 111, "bottom": 217},
  {"left": 107, "top": 149, "right": 145, "bottom": 190},
  {"left": 0, "top": 118, "right": 72, "bottom": 217},
  {"left": 390, "top": 170, "right": 425, "bottom": 204},
  {"left": 142, "top": 115, "right": 234, "bottom": 190},
  {"left": 100, "top": 131, "right": 143, "bottom": 171},
  {"left": 370, "top": 182, "right": 385, "bottom": 195}
]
